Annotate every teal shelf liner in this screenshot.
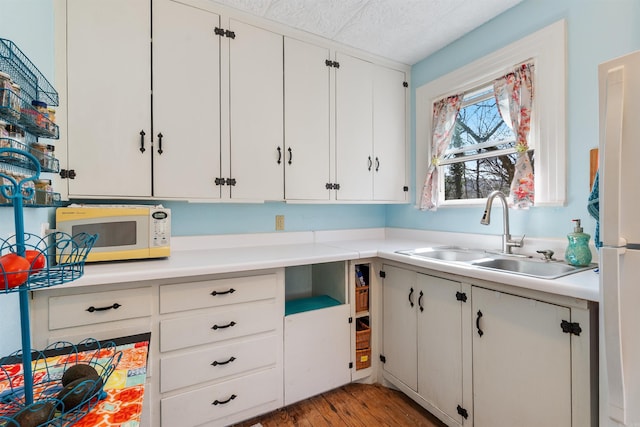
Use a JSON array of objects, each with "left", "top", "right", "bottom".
[{"left": 285, "top": 295, "right": 342, "bottom": 316}]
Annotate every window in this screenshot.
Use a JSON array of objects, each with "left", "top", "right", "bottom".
[
  {"left": 440, "top": 83, "right": 532, "bottom": 203},
  {"left": 415, "top": 20, "right": 565, "bottom": 208}
]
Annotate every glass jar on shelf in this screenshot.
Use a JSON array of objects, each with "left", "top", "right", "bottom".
[
  {"left": 9, "top": 82, "right": 20, "bottom": 119},
  {"left": 30, "top": 141, "right": 49, "bottom": 167},
  {"left": 0, "top": 72, "right": 11, "bottom": 110},
  {"left": 31, "top": 100, "right": 48, "bottom": 129},
  {"left": 34, "top": 178, "right": 52, "bottom": 205}
]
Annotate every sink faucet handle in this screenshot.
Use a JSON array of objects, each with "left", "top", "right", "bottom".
[
  {"left": 511, "top": 234, "right": 525, "bottom": 248},
  {"left": 536, "top": 249, "right": 555, "bottom": 261}
]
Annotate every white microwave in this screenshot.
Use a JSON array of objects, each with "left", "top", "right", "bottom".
[{"left": 55, "top": 205, "right": 171, "bottom": 262}]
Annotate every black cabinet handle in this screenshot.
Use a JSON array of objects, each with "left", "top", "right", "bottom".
[
  {"left": 277, "top": 146, "right": 282, "bottom": 164},
  {"left": 139, "top": 130, "right": 146, "bottom": 153},
  {"left": 212, "top": 394, "right": 237, "bottom": 405},
  {"left": 288, "top": 147, "right": 293, "bottom": 165},
  {"left": 375, "top": 157, "right": 380, "bottom": 172},
  {"left": 211, "top": 356, "right": 236, "bottom": 367},
  {"left": 211, "top": 288, "right": 235, "bottom": 296},
  {"left": 418, "top": 290, "right": 424, "bottom": 312},
  {"left": 368, "top": 156, "right": 373, "bottom": 171},
  {"left": 476, "top": 310, "right": 484, "bottom": 337},
  {"left": 157, "top": 133, "right": 164, "bottom": 155},
  {"left": 86, "top": 303, "right": 121, "bottom": 313},
  {"left": 408, "top": 287, "right": 414, "bottom": 307},
  {"left": 212, "top": 321, "right": 236, "bottom": 330}
]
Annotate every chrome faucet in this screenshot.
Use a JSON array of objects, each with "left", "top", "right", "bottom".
[{"left": 480, "top": 191, "right": 524, "bottom": 254}]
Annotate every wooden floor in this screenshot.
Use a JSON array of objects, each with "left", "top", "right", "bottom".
[{"left": 232, "top": 383, "right": 447, "bottom": 427}]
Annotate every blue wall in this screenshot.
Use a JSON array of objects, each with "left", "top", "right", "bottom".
[{"left": 387, "top": 0, "right": 640, "bottom": 240}]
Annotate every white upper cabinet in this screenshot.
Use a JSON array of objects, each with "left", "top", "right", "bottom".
[
  {"left": 335, "top": 53, "right": 374, "bottom": 201},
  {"left": 66, "top": 0, "right": 152, "bottom": 197},
  {"left": 152, "top": 0, "right": 222, "bottom": 199},
  {"left": 60, "top": 0, "right": 407, "bottom": 203},
  {"left": 335, "top": 53, "right": 408, "bottom": 202},
  {"left": 283, "top": 37, "right": 332, "bottom": 201},
  {"left": 227, "top": 19, "right": 283, "bottom": 201},
  {"left": 373, "top": 65, "right": 408, "bottom": 202}
]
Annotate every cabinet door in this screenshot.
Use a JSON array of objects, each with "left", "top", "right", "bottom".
[
  {"left": 283, "top": 37, "right": 331, "bottom": 201},
  {"left": 416, "top": 274, "right": 464, "bottom": 425},
  {"left": 152, "top": 0, "right": 221, "bottom": 199},
  {"left": 472, "top": 286, "right": 572, "bottom": 427},
  {"left": 284, "top": 304, "right": 351, "bottom": 405},
  {"left": 373, "top": 65, "right": 407, "bottom": 202},
  {"left": 381, "top": 265, "right": 417, "bottom": 390},
  {"left": 228, "top": 20, "right": 283, "bottom": 201},
  {"left": 66, "top": 0, "right": 151, "bottom": 197},
  {"left": 335, "top": 53, "right": 374, "bottom": 201}
]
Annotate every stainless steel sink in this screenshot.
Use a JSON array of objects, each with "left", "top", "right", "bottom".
[
  {"left": 395, "top": 246, "right": 490, "bottom": 262},
  {"left": 395, "top": 246, "right": 596, "bottom": 279},
  {"left": 471, "top": 258, "right": 594, "bottom": 279}
]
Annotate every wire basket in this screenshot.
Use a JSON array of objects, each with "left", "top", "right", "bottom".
[
  {"left": 0, "top": 38, "right": 58, "bottom": 107},
  {"left": 0, "top": 232, "right": 97, "bottom": 293},
  {"left": 0, "top": 338, "right": 122, "bottom": 426}
]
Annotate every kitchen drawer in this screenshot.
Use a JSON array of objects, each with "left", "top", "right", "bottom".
[
  {"left": 160, "top": 334, "right": 278, "bottom": 392},
  {"left": 48, "top": 287, "right": 153, "bottom": 330},
  {"left": 160, "top": 274, "right": 278, "bottom": 314},
  {"left": 161, "top": 367, "right": 280, "bottom": 427},
  {"left": 160, "top": 300, "right": 279, "bottom": 352}
]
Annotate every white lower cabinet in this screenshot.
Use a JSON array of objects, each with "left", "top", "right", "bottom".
[
  {"left": 161, "top": 367, "right": 281, "bottom": 427},
  {"left": 381, "top": 264, "right": 468, "bottom": 426},
  {"left": 381, "top": 262, "right": 595, "bottom": 427},
  {"left": 471, "top": 286, "right": 572, "bottom": 427},
  {"left": 30, "top": 269, "right": 285, "bottom": 427},
  {"left": 158, "top": 272, "right": 284, "bottom": 426},
  {"left": 284, "top": 304, "right": 351, "bottom": 405}
]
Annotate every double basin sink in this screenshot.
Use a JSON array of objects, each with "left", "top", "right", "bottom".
[{"left": 395, "top": 246, "right": 596, "bottom": 279}]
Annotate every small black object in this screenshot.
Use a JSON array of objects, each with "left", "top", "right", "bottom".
[
  {"left": 86, "top": 303, "right": 121, "bottom": 313},
  {"left": 476, "top": 310, "right": 484, "bottom": 337}
]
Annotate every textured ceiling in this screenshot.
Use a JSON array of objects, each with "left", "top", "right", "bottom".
[{"left": 209, "top": 0, "right": 523, "bottom": 64}]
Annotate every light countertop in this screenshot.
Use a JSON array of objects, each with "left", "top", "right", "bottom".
[{"left": 57, "top": 228, "right": 600, "bottom": 302}]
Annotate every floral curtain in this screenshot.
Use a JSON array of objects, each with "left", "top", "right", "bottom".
[
  {"left": 420, "top": 95, "right": 462, "bottom": 210},
  {"left": 494, "top": 62, "right": 534, "bottom": 208}
]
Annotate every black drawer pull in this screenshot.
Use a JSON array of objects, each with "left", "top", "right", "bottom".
[
  {"left": 86, "top": 303, "right": 121, "bottom": 313},
  {"left": 418, "top": 290, "right": 424, "bottom": 312},
  {"left": 212, "top": 394, "right": 237, "bottom": 405},
  {"left": 408, "top": 287, "right": 414, "bottom": 307},
  {"left": 476, "top": 310, "right": 484, "bottom": 337},
  {"left": 211, "top": 288, "right": 235, "bottom": 296},
  {"left": 211, "top": 356, "right": 236, "bottom": 367},
  {"left": 212, "top": 321, "right": 236, "bottom": 330}
]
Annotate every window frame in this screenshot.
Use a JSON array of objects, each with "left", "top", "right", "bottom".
[{"left": 415, "top": 20, "right": 566, "bottom": 208}]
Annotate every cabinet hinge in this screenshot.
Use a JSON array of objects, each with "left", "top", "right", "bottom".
[
  {"left": 225, "top": 178, "right": 237, "bottom": 186},
  {"left": 60, "top": 169, "right": 76, "bottom": 179},
  {"left": 379, "top": 270, "right": 386, "bottom": 278},
  {"left": 349, "top": 362, "right": 353, "bottom": 369},
  {"left": 325, "top": 60, "right": 340, "bottom": 68},
  {"left": 379, "top": 354, "right": 386, "bottom": 364},
  {"left": 456, "top": 291, "right": 467, "bottom": 302},
  {"left": 561, "top": 320, "right": 582, "bottom": 336},
  {"left": 325, "top": 183, "right": 340, "bottom": 190},
  {"left": 214, "top": 27, "right": 236, "bottom": 39},
  {"left": 403, "top": 81, "right": 408, "bottom": 88},
  {"left": 214, "top": 177, "right": 225, "bottom": 186},
  {"left": 457, "top": 405, "right": 469, "bottom": 419},
  {"left": 403, "top": 186, "right": 409, "bottom": 192},
  {"left": 348, "top": 317, "right": 353, "bottom": 324}
]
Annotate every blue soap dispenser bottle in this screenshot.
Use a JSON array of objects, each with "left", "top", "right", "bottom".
[{"left": 565, "top": 219, "right": 592, "bottom": 266}]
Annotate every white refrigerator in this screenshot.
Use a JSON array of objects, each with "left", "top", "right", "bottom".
[{"left": 599, "top": 49, "right": 640, "bottom": 427}]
